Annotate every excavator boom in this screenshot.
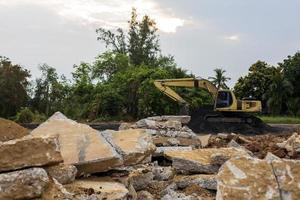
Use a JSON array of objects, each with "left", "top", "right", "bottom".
[{"left": 154, "top": 78, "right": 218, "bottom": 105}]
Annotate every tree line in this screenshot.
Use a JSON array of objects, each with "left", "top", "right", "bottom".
[{"left": 0, "top": 9, "right": 299, "bottom": 122}]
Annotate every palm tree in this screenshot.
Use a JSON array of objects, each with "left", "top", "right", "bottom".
[
  {"left": 208, "top": 68, "right": 231, "bottom": 89},
  {"left": 265, "top": 69, "right": 293, "bottom": 115}
]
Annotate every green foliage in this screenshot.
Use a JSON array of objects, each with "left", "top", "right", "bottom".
[
  {"left": 259, "top": 116, "right": 300, "bottom": 124},
  {"left": 208, "top": 68, "right": 231, "bottom": 89},
  {"left": 280, "top": 52, "right": 300, "bottom": 98},
  {"left": 0, "top": 56, "right": 31, "bottom": 117},
  {"left": 92, "top": 52, "right": 129, "bottom": 81},
  {"left": 96, "top": 8, "right": 160, "bottom": 67},
  {"left": 234, "top": 61, "right": 277, "bottom": 108},
  {"left": 31, "top": 64, "right": 70, "bottom": 116},
  {"left": 265, "top": 69, "right": 293, "bottom": 115},
  {"left": 15, "top": 107, "right": 46, "bottom": 123},
  {"left": 15, "top": 107, "right": 34, "bottom": 123}
]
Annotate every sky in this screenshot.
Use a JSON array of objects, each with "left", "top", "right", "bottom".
[{"left": 0, "top": 0, "right": 300, "bottom": 87}]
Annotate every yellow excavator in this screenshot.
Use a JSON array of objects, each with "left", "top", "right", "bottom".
[{"left": 154, "top": 78, "right": 262, "bottom": 125}]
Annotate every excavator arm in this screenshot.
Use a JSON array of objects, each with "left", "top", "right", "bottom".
[{"left": 153, "top": 78, "right": 218, "bottom": 105}]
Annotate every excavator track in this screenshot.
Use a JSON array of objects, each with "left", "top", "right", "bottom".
[{"left": 187, "top": 107, "right": 270, "bottom": 134}]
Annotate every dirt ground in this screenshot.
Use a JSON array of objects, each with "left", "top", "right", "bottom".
[
  {"left": 0, "top": 118, "right": 29, "bottom": 142},
  {"left": 207, "top": 132, "right": 300, "bottom": 159}
]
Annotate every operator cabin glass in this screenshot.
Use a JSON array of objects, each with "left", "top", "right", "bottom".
[{"left": 216, "top": 91, "right": 233, "bottom": 108}]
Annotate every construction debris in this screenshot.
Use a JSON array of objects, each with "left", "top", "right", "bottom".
[
  {"left": 217, "top": 156, "right": 300, "bottom": 200},
  {"left": 101, "top": 129, "right": 156, "bottom": 166},
  {"left": 0, "top": 168, "right": 49, "bottom": 200},
  {"left": 31, "top": 112, "right": 123, "bottom": 173},
  {"left": 0, "top": 136, "right": 62, "bottom": 172},
  {"left": 164, "top": 148, "right": 250, "bottom": 174},
  {"left": 276, "top": 132, "right": 300, "bottom": 156},
  {"left": 0, "top": 113, "right": 300, "bottom": 199},
  {"left": 44, "top": 163, "right": 77, "bottom": 185},
  {"left": 65, "top": 177, "right": 129, "bottom": 200}
]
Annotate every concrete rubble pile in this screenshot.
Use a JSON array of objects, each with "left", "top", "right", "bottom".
[{"left": 0, "top": 113, "right": 300, "bottom": 199}]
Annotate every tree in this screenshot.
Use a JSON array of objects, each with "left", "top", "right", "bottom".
[
  {"left": 31, "top": 64, "right": 69, "bottom": 116},
  {"left": 92, "top": 52, "right": 129, "bottom": 81},
  {"left": 234, "top": 61, "right": 277, "bottom": 109},
  {"left": 0, "top": 56, "right": 31, "bottom": 117},
  {"left": 265, "top": 68, "right": 293, "bottom": 115},
  {"left": 208, "top": 68, "right": 231, "bottom": 89},
  {"left": 279, "top": 52, "right": 300, "bottom": 98},
  {"left": 96, "top": 8, "right": 160, "bottom": 68}
]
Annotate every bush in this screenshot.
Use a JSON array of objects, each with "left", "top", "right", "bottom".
[
  {"left": 16, "top": 107, "right": 47, "bottom": 123},
  {"left": 15, "top": 107, "right": 34, "bottom": 123}
]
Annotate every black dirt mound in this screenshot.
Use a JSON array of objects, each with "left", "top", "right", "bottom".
[{"left": 187, "top": 107, "right": 274, "bottom": 135}]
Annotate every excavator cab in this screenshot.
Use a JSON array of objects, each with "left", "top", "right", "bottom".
[{"left": 215, "top": 90, "right": 233, "bottom": 108}]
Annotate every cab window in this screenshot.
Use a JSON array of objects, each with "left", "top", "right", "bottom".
[{"left": 216, "top": 91, "right": 233, "bottom": 108}]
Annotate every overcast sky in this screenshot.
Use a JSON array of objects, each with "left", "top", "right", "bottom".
[{"left": 0, "top": 0, "right": 299, "bottom": 87}]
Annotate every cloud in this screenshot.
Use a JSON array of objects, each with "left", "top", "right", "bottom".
[
  {"left": 0, "top": 0, "right": 185, "bottom": 33},
  {"left": 224, "top": 35, "right": 240, "bottom": 41}
]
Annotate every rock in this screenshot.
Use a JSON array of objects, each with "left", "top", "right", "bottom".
[
  {"left": 65, "top": 177, "right": 129, "bottom": 200},
  {"left": 174, "top": 174, "right": 217, "bottom": 190},
  {"left": 118, "top": 122, "right": 134, "bottom": 130},
  {"left": 227, "top": 139, "right": 253, "bottom": 156},
  {"left": 0, "top": 136, "right": 62, "bottom": 172},
  {"left": 148, "top": 115, "right": 191, "bottom": 124},
  {"left": 152, "top": 166, "right": 175, "bottom": 181},
  {"left": 136, "top": 119, "right": 158, "bottom": 129},
  {"left": 152, "top": 136, "right": 201, "bottom": 147},
  {"left": 137, "top": 190, "right": 154, "bottom": 200},
  {"left": 0, "top": 118, "right": 29, "bottom": 142},
  {"left": 165, "top": 148, "right": 250, "bottom": 174},
  {"left": 134, "top": 116, "right": 196, "bottom": 139},
  {"left": 277, "top": 132, "right": 300, "bottom": 156},
  {"left": 167, "top": 137, "right": 180, "bottom": 145},
  {"left": 101, "top": 129, "right": 156, "bottom": 166},
  {"left": 45, "top": 163, "right": 77, "bottom": 185},
  {"left": 198, "top": 134, "right": 211, "bottom": 148},
  {"left": 217, "top": 156, "right": 300, "bottom": 200},
  {"left": 0, "top": 168, "right": 49, "bottom": 200},
  {"left": 154, "top": 146, "right": 193, "bottom": 157},
  {"left": 264, "top": 152, "right": 281, "bottom": 163},
  {"left": 129, "top": 169, "right": 154, "bottom": 191},
  {"left": 41, "top": 178, "right": 73, "bottom": 200},
  {"left": 271, "top": 159, "right": 300, "bottom": 199},
  {"left": 31, "top": 112, "right": 122, "bottom": 173},
  {"left": 161, "top": 188, "right": 201, "bottom": 200}
]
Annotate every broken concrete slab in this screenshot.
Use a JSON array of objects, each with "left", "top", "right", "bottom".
[
  {"left": 0, "top": 168, "right": 49, "bottom": 200},
  {"left": 152, "top": 166, "right": 175, "bottom": 181},
  {"left": 129, "top": 168, "right": 154, "bottom": 191},
  {"left": 198, "top": 134, "right": 211, "bottom": 148},
  {"left": 277, "top": 132, "right": 300, "bottom": 156},
  {"left": 137, "top": 190, "right": 154, "bottom": 200},
  {"left": 264, "top": 152, "right": 281, "bottom": 163},
  {"left": 31, "top": 112, "right": 122, "bottom": 173},
  {"left": 152, "top": 136, "right": 201, "bottom": 147},
  {"left": 65, "top": 177, "right": 129, "bottom": 200},
  {"left": 154, "top": 146, "right": 193, "bottom": 157},
  {"left": 45, "top": 163, "right": 77, "bottom": 185},
  {"left": 0, "top": 136, "right": 62, "bottom": 172},
  {"left": 147, "top": 115, "right": 191, "bottom": 124},
  {"left": 174, "top": 174, "right": 217, "bottom": 190},
  {"left": 271, "top": 159, "right": 300, "bottom": 199},
  {"left": 101, "top": 129, "right": 156, "bottom": 166},
  {"left": 40, "top": 178, "right": 73, "bottom": 200},
  {"left": 165, "top": 148, "right": 250, "bottom": 174},
  {"left": 217, "top": 156, "right": 300, "bottom": 200}
]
